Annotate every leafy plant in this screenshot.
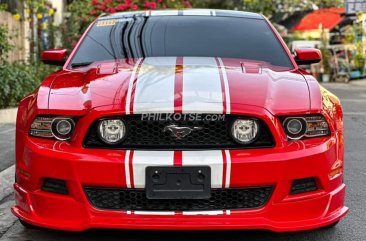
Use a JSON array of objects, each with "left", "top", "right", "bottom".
[
  {"left": 354, "top": 42, "right": 366, "bottom": 74},
  {"left": 0, "top": 25, "right": 56, "bottom": 108},
  {"left": 192, "top": 0, "right": 344, "bottom": 18},
  {"left": 343, "top": 16, "right": 366, "bottom": 74},
  {"left": 320, "top": 27, "right": 331, "bottom": 75},
  {"left": 0, "top": 25, "right": 13, "bottom": 61},
  {"left": 0, "top": 3, "right": 7, "bottom": 11},
  {"left": 0, "top": 61, "right": 57, "bottom": 108},
  {"left": 0, "top": 62, "right": 39, "bottom": 108}
]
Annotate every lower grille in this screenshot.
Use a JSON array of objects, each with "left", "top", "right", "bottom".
[{"left": 84, "top": 186, "right": 274, "bottom": 211}]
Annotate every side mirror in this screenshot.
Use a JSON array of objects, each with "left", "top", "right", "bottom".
[
  {"left": 41, "top": 49, "right": 68, "bottom": 66},
  {"left": 294, "top": 48, "right": 322, "bottom": 65}
]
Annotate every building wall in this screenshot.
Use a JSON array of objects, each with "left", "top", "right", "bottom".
[
  {"left": 0, "top": 11, "right": 26, "bottom": 62},
  {"left": 49, "top": 0, "right": 67, "bottom": 26}
]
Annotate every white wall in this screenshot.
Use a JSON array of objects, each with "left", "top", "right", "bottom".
[{"left": 49, "top": 0, "right": 67, "bottom": 25}]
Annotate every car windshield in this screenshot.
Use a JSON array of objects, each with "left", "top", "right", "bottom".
[{"left": 70, "top": 15, "right": 293, "bottom": 69}]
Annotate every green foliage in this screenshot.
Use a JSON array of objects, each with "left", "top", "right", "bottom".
[
  {"left": 192, "top": 0, "right": 344, "bottom": 18},
  {"left": 354, "top": 42, "right": 366, "bottom": 73},
  {"left": 28, "top": 61, "right": 57, "bottom": 82},
  {"left": 242, "top": 0, "right": 274, "bottom": 17},
  {"left": 344, "top": 26, "right": 355, "bottom": 44},
  {"left": 320, "top": 28, "right": 331, "bottom": 74},
  {"left": 0, "top": 25, "right": 13, "bottom": 61},
  {"left": 0, "top": 26, "right": 56, "bottom": 108},
  {"left": 0, "top": 3, "right": 7, "bottom": 11},
  {"left": 343, "top": 15, "right": 366, "bottom": 73},
  {"left": 61, "top": 0, "right": 93, "bottom": 50},
  {"left": 191, "top": 0, "right": 237, "bottom": 9},
  {"left": 0, "top": 62, "right": 38, "bottom": 108},
  {"left": 0, "top": 61, "right": 57, "bottom": 108}
]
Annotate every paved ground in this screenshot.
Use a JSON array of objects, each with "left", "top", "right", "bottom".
[
  {"left": 0, "top": 80, "right": 366, "bottom": 240},
  {"left": 0, "top": 124, "right": 15, "bottom": 172}
]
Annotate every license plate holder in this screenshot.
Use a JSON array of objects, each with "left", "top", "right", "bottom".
[{"left": 145, "top": 166, "right": 211, "bottom": 200}]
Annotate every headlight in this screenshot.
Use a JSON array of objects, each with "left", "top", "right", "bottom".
[
  {"left": 231, "top": 119, "right": 259, "bottom": 144},
  {"left": 29, "top": 117, "right": 75, "bottom": 140},
  {"left": 98, "top": 119, "right": 126, "bottom": 144},
  {"left": 283, "top": 117, "right": 307, "bottom": 139},
  {"left": 30, "top": 117, "right": 54, "bottom": 138},
  {"left": 283, "top": 116, "right": 329, "bottom": 140},
  {"left": 51, "top": 118, "right": 75, "bottom": 140}
]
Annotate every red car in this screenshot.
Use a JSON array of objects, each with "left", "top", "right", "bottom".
[{"left": 12, "top": 9, "right": 348, "bottom": 232}]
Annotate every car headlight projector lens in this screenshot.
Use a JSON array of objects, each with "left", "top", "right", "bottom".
[
  {"left": 286, "top": 119, "right": 304, "bottom": 135},
  {"left": 51, "top": 118, "right": 75, "bottom": 140},
  {"left": 98, "top": 119, "right": 126, "bottom": 144},
  {"left": 231, "top": 119, "right": 259, "bottom": 144},
  {"left": 55, "top": 120, "right": 72, "bottom": 135}
]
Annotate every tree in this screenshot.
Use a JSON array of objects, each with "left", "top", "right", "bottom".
[
  {"left": 191, "top": 0, "right": 239, "bottom": 9},
  {"left": 192, "top": 0, "right": 344, "bottom": 19}
]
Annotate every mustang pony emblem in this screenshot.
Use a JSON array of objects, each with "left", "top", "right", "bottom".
[{"left": 163, "top": 124, "right": 203, "bottom": 139}]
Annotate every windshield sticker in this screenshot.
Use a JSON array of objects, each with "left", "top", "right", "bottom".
[{"left": 96, "top": 20, "right": 116, "bottom": 27}]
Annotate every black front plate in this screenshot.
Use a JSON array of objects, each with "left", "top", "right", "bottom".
[{"left": 146, "top": 166, "right": 211, "bottom": 200}]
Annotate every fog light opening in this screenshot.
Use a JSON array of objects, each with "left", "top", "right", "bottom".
[
  {"left": 290, "top": 177, "right": 318, "bottom": 195},
  {"left": 42, "top": 178, "right": 69, "bottom": 195}
]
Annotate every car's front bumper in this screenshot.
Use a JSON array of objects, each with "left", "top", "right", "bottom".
[{"left": 12, "top": 135, "right": 348, "bottom": 232}]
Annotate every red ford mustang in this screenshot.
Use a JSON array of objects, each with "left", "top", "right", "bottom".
[{"left": 12, "top": 9, "right": 348, "bottom": 232}]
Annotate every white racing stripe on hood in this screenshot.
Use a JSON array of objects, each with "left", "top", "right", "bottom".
[
  {"left": 182, "top": 57, "right": 224, "bottom": 114},
  {"left": 125, "top": 58, "right": 144, "bottom": 115},
  {"left": 133, "top": 57, "right": 177, "bottom": 114},
  {"left": 217, "top": 57, "right": 231, "bottom": 114}
]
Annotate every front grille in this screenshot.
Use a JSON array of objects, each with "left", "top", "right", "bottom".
[
  {"left": 84, "top": 186, "right": 274, "bottom": 211},
  {"left": 83, "top": 114, "right": 275, "bottom": 150}
]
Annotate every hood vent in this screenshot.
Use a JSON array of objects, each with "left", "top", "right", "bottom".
[
  {"left": 97, "top": 63, "right": 119, "bottom": 75},
  {"left": 241, "top": 62, "right": 262, "bottom": 74}
]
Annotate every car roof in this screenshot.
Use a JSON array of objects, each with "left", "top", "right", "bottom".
[{"left": 98, "top": 9, "right": 263, "bottom": 20}]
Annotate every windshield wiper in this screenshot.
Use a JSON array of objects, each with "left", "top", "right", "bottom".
[{"left": 71, "top": 62, "right": 93, "bottom": 68}]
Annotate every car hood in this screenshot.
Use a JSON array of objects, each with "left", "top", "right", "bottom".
[{"left": 48, "top": 57, "right": 310, "bottom": 115}]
